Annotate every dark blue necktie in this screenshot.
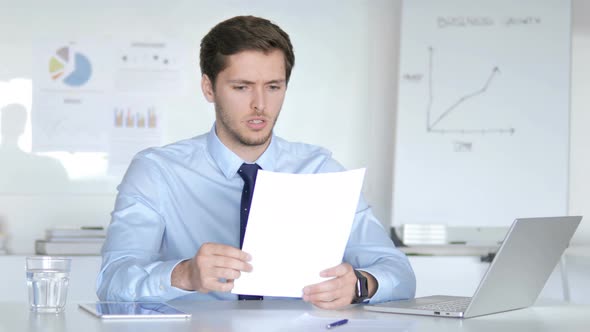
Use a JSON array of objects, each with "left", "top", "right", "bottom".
[{"left": 237, "top": 163, "right": 263, "bottom": 301}]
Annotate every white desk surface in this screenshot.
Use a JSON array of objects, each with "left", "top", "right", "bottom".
[{"left": 1, "top": 300, "right": 588, "bottom": 332}]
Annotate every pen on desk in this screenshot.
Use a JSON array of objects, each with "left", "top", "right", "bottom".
[{"left": 326, "top": 319, "right": 348, "bottom": 329}]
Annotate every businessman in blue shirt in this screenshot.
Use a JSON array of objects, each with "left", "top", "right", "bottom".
[{"left": 97, "top": 15, "right": 415, "bottom": 309}]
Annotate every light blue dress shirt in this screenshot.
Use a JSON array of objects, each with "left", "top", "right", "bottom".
[{"left": 97, "top": 126, "right": 416, "bottom": 303}]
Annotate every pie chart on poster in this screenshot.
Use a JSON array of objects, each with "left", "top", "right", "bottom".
[{"left": 48, "top": 46, "right": 92, "bottom": 87}]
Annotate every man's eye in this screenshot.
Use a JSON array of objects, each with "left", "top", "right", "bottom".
[
  {"left": 233, "top": 85, "right": 247, "bottom": 90},
  {"left": 269, "top": 85, "right": 281, "bottom": 90}
]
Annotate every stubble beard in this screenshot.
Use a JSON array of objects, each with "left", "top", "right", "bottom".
[{"left": 215, "top": 104, "right": 277, "bottom": 147}]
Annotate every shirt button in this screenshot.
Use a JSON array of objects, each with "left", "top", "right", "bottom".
[{"left": 160, "top": 285, "right": 164, "bottom": 290}]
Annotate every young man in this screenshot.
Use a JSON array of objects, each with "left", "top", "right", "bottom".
[{"left": 97, "top": 15, "right": 415, "bottom": 309}]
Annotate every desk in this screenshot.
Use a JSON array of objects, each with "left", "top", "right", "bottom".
[{"left": 1, "top": 300, "right": 588, "bottom": 332}]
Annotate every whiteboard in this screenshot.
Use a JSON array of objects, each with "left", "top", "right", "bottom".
[{"left": 392, "top": 0, "right": 571, "bottom": 227}]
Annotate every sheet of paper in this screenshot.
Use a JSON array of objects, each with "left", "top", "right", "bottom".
[{"left": 232, "top": 168, "right": 365, "bottom": 298}]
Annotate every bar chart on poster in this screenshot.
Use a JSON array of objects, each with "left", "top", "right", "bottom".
[
  {"left": 392, "top": 0, "right": 571, "bottom": 227},
  {"left": 0, "top": 39, "right": 191, "bottom": 194}
]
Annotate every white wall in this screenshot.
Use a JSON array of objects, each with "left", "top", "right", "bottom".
[
  {"left": 569, "top": 0, "right": 590, "bottom": 245},
  {"left": 0, "top": 0, "right": 589, "bottom": 254},
  {"left": 0, "top": 0, "right": 399, "bottom": 253}
]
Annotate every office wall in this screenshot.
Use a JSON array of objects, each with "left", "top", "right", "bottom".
[
  {"left": 0, "top": 0, "right": 400, "bottom": 253},
  {"left": 0, "top": 0, "right": 589, "bottom": 254},
  {"left": 569, "top": 0, "right": 590, "bottom": 245}
]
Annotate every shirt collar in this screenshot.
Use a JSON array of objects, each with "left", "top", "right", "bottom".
[{"left": 206, "top": 123, "right": 279, "bottom": 179}]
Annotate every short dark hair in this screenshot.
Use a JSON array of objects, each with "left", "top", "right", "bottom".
[{"left": 200, "top": 15, "right": 295, "bottom": 87}]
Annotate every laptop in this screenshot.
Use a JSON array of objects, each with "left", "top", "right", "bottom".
[{"left": 365, "top": 216, "right": 582, "bottom": 318}]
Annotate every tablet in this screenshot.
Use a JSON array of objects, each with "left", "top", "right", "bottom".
[{"left": 79, "top": 302, "right": 191, "bottom": 319}]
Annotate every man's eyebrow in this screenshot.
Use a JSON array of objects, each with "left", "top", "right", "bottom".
[
  {"left": 227, "top": 79, "right": 286, "bottom": 85},
  {"left": 266, "top": 79, "right": 286, "bottom": 85},
  {"left": 227, "top": 79, "right": 255, "bottom": 85}
]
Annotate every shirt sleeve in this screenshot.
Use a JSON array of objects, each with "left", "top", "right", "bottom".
[
  {"left": 96, "top": 154, "right": 194, "bottom": 301},
  {"left": 320, "top": 159, "right": 416, "bottom": 303},
  {"left": 346, "top": 199, "right": 417, "bottom": 303}
]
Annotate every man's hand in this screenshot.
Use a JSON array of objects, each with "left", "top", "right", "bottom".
[
  {"left": 302, "top": 263, "right": 376, "bottom": 309},
  {"left": 171, "top": 242, "right": 252, "bottom": 293}
]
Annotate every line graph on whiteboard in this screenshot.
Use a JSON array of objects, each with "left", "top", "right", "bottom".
[
  {"left": 423, "top": 46, "right": 516, "bottom": 136},
  {"left": 393, "top": 0, "right": 570, "bottom": 228}
]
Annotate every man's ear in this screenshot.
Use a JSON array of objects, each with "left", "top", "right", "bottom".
[{"left": 201, "top": 74, "right": 215, "bottom": 103}]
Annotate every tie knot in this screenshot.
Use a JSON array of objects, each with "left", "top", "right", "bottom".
[{"left": 238, "top": 163, "right": 260, "bottom": 183}]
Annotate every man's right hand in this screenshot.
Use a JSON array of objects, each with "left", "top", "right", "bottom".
[{"left": 171, "top": 242, "right": 252, "bottom": 293}]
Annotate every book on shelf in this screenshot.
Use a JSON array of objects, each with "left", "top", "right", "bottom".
[
  {"left": 399, "top": 224, "right": 447, "bottom": 245},
  {"left": 46, "top": 236, "right": 105, "bottom": 242},
  {"left": 35, "top": 239, "right": 104, "bottom": 256},
  {"left": 45, "top": 227, "right": 106, "bottom": 239}
]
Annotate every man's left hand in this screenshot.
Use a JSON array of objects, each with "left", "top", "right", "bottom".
[{"left": 302, "top": 263, "right": 359, "bottom": 309}]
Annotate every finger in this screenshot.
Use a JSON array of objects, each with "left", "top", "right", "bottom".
[
  {"left": 302, "top": 283, "right": 351, "bottom": 309},
  {"left": 200, "top": 277, "right": 235, "bottom": 293},
  {"left": 304, "top": 284, "right": 355, "bottom": 310},
  {"left": 320, "top": 263, "right": 351, "bottom": 278},
  {"left": 200, "top": 242, "right": 252, "bottom": 261},
  {"left": 303, "top": 278, "right": 340, "bottom": 296},
  {"left": 304, "top": 288, "right": 339, "bottom": 303},
  {"left": 311, "top": 297, "right": 352, "bottom": 310},
  {"left": 196, "top": 251, "right": 253, "bottom": 272},
  {"left": 211, "top": 267, "right": 241, "bottom": 281},
  {"left": 214, "top": 256, "right": 253, "bottom": 272}
]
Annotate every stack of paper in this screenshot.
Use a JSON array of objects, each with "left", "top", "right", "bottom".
[
  {"left": 35, "top": 227, "right": 106, "bottom": 255},
  {"left": 399, "top": 224, "right": 447, "bottom": 245}
]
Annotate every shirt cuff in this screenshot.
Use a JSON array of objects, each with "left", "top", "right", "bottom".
[
  {"left": 143, "top": 259, "right": 195, "bottom": 301},
  {"left": 357, "top": 267, "right": 402, "bottom": 304}
]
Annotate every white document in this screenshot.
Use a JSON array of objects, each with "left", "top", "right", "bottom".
[{"left": 232, "top": 168, "right": 365, "bottom": 298}]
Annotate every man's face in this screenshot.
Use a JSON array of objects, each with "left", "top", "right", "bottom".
[{"left": 203, "top": 49, "right": 287, "bottom": 154}]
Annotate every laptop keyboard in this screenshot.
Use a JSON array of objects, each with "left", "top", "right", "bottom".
[{"left": 413, "top": 297, "right": 472, "bottom": 312}]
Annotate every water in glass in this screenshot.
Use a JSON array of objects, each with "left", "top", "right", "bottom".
[{"left": 27, "top": 269, "right": 70, "bottom": 313}]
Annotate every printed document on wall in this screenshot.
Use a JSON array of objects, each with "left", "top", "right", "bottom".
[
  {"left": 31, "top": 39, "right": 187, "bottom": 177},
  {"left": 32, "top": 40, "right": 114, "bottom": 152}
]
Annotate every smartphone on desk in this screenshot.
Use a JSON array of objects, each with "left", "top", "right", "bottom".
[{"left": 79, "top": 302, "right": 191, "bottom": 319}]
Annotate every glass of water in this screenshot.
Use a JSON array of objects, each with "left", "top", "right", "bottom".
[{"left": 26, "top": 256, "right": 71, "bottom": 313}]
